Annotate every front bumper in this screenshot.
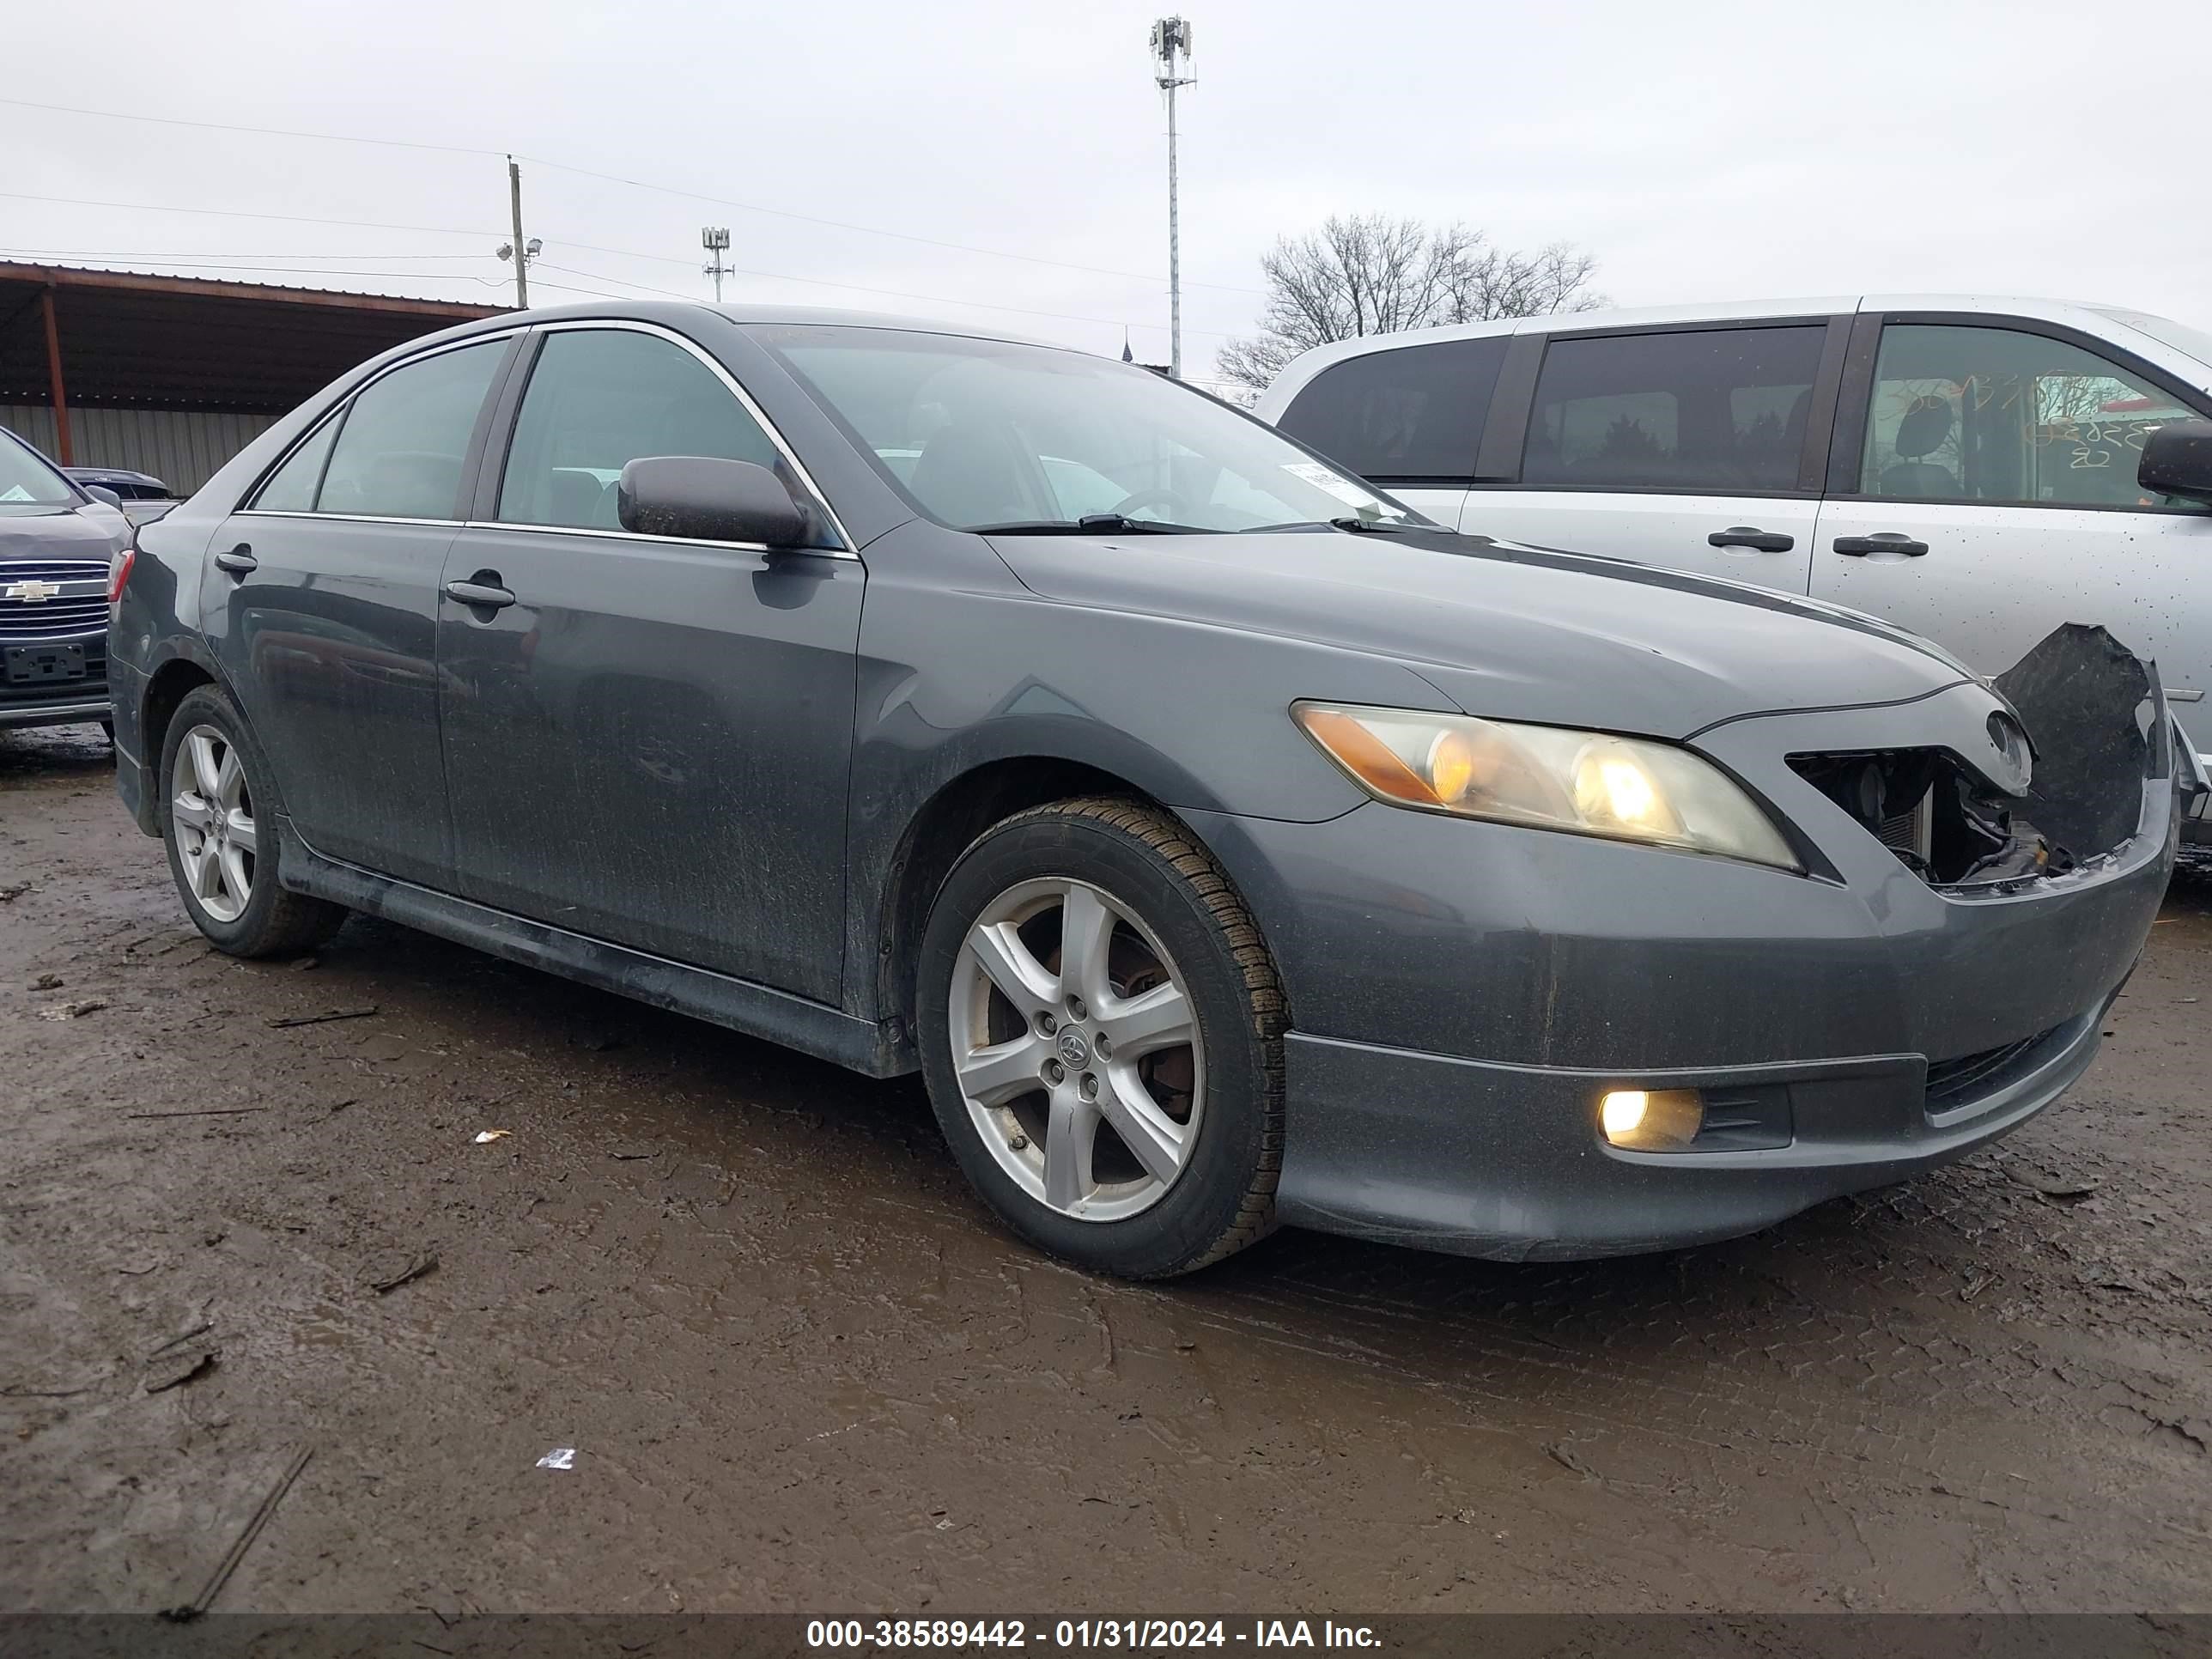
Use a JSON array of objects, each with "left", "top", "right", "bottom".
[
  {"left": 1184, "top": 686, "right": 2179, "bottom": 1261},
  {"left": 1279, "top": 996, "right": 2113, "bottom": 1260}
]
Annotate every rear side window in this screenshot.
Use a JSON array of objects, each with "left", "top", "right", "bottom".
[
  {"left": 495, "top": 329, "right": 779, "bottom": 531},
  {"left": 1276, "top": 337, "right": 1505, "bottom": 482},
  {"left": 1522, "top": 326, "right": 1826, "bottom": 493},
  {"left": 252, "top": 417, "right": 339, "bottom": 512},
  {"left": 315, "top": 341, "right": 506, "bottom": 520}
]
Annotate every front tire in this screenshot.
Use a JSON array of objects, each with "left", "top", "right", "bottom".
[
  {"left": 158, "top": 685, "right": 345, "bottom": 958},
  {"left": 916, "top": 798, "right": 1285, "bottom": 1279}
]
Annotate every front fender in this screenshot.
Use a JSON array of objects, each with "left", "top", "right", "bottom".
[{"left": 839, "top": 520, "right": 1455, "bottom": 1021}]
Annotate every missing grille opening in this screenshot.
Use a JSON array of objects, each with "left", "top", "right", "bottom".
[{"left": 1788, "top": 748, "right": 2055, "bottom": 887}]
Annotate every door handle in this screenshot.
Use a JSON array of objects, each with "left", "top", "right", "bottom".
[
  {"left": 1707, "top": 526, "right": 1795, "bottom": 553},
  {"left": 1833, "top": 533, "right": 1929, "bottom": 557},
  {"left": 443, "top": 572, "right": 516, "bottom": 611},
  {"left": 213, "top": 544, "right": 258, "bottom": 576}
]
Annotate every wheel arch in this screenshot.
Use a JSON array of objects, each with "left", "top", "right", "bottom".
[
  {"left": 136, "top": 652, "right": 222, "bottom": 833},
  {"left": 873, "top": 756, "right": 1192, "bottom": 1040}
]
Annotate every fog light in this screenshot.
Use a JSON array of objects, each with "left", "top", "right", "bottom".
[{"left": 1599, "top": 1087, "right": 1705, "bottom": 1151}]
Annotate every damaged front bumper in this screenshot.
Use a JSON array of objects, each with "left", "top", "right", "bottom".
[{"left": 1183, "top": 627, "right": 2183, "bottom": 1261}]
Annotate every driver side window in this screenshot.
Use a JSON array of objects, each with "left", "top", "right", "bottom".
[
  {"left": 1862, "top": 324, "right": 2205, "bottom": 509},
  {"left": 496, "top": 329, "right": 780, "bottom": 532}
]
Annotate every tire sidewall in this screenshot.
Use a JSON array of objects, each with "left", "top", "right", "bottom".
[
  {"left": 916, "top": 806, "right": 1273, "bottom": 1278},
  {"left": 157, "top": 686, "right": 293, "bottom": 951}
]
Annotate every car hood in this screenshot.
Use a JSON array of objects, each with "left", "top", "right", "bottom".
[
  {"left": 983, "top": 526, "right": 1975, "bottom": 741},
  {"left": 0, "top": 504, "right": 127, "bottom": 562}
]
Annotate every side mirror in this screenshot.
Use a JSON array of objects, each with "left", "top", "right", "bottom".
[
  {"left": 82, "top": 484, "right": 124, "bottom": 509},
  {"left": 617, "top": 456, "right": 812, "bottom": 547},
  {"left": 2138, "top": 418, "right": 2212, "bottom": 505}
]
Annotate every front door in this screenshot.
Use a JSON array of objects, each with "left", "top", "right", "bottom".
[
  {"left": 435, "top": 323, "right": 864, "bottom": 1002},
  {"left": 1455, "top": 321, "right": 1839, "bottom": 595},
  {"left": 1814, "top": 319, "right": 2212, "bottom": 759},
  {"left": 210, "top": 336, "right": 512, "bottom": 884}
]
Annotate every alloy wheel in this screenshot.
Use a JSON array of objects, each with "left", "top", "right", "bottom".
[
  {"left": 169, "top": 723, "right": 256, "bottom": 924},
  {"left": 949, "top": 877, "right": 1205, "bottom": 1222}
]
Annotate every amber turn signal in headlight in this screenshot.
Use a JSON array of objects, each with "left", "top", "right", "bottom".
[{"left": 1292, "top": 702, "right": 1800, "bottom": 871}]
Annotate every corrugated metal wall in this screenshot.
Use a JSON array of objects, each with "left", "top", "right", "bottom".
[{"left": 0, "top": 405, "right": 278, "bottom": 494}]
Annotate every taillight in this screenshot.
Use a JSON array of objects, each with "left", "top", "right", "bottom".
[{"left": 107, "top": 546, "right": 136, "bottom": 605}]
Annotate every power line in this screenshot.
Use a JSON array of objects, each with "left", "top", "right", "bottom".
[
  {"left": 0, "top": 244, "right": 495, "bottom": 263},
  {"left": 2, "top": 93, "right": 1265, "bottom": 297},
  {"left": 520, "top": 155, "right": 1265, "bottom": 296},
  {"left": 0, "top": 95, "right": 500, "bottom": 157},
  {"left": 0, "top": 188, "right": 496, "bottom": 240},
  {"left": 0, "top": 252, "right": 509, "bottom": 289},
  {"left": 532, "top": 258, "right": 1231, "bottom": 339}
]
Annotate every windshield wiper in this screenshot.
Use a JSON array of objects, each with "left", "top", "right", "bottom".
[
  {"left": 969, "top": 514, "right": 1220, "bottom": 536},
  {"left": 1236, "top": 517, "right": 1421, "bottom": 535},
  {"left": 1328, "top": 515, "right": 1421, "bottom": 533}
]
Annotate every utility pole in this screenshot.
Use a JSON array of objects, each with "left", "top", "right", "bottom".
[
  {"left": 1150, "top": 17, "right": 1195, "bottom": 380},
  {"left": 702, "top": 227, "right": 732, "bottom": 302},
  {"left": 504, "top": 155, "right": 530, "bottom": 307}
]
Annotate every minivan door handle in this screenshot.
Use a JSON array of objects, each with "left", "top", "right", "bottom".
[
  {"left": 1707, "top": 526, "right": 1795, "bottom": 552},
  {"left": 443, "top": 573, "right": 517, "bottom": 611},
  {"left": 1833, "top": 533, "right": 1929, "bottom": 557},
  {"left": 212, "top": 544, "right": 258, "bottom": 576}
]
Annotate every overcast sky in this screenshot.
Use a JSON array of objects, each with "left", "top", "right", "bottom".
[{"left": 8, "top": 0, "right": 2209, "bottom": 389}]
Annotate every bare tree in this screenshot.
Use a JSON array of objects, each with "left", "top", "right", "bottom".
[
  {"left": 1441, "top": 240, "right": 1604, "bottom": 326},
  {"left": 1216, "top": 215, "right": 1605, "bottom": 392}
]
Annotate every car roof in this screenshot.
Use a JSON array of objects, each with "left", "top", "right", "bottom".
[
  {"left": 1255, "top": 294, "right": 2197, "bottom": 412},
  {"left": 421, "top": 299, "right": 1075, "bottom": 358}
]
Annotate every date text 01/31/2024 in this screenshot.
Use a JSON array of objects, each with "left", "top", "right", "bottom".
[{"left": 805, "top": 1620, "right": 1382, "bottom": 1649}]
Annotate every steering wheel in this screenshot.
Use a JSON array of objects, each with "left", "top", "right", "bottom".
[{"left": 1109, "top": 488, "right": 1195, "bottom": 521}]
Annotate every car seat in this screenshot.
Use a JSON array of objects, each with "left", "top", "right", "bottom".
[
  {"left": 908, "top": 420, "right": 1044, "bottom": 526},
  {"left": 1879, "top": 399, "right": 1959, "bottom": 497}
]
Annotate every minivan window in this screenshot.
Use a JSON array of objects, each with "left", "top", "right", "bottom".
[
  {"left": 252, "top": 416, "right": 340, "bottom": 513},
  {"left": 1522, "top": 325, "right": 1826, "bottom": 493},
  {"left": 497, "top": 329, "right": 781, "bottom": 532},
  {"left": 760, "top": 326, "right": 1411, "bottom": 533},
  {"left": 1275, "top": 337, "right": 1507, "bottom": 483},
  {"left": 1861, "top": 324, "right": 2204, "bottom": 509},
  {"left": 315, "top": 340, "right": 506, "bottom": 520}
]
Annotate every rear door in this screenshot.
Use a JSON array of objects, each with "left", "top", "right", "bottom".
[
  {"left": 1813, "top": 315, "right": 2212, "bottom": 734},
  {"left": 435, "top": 321, "right": 864, "bottom": 1001},
  {"left": 1455, "top": 319, "right": 1847, "bottom": 594},
  {"left": 209, "top": 334, "right": 514, "bottom": 886}
]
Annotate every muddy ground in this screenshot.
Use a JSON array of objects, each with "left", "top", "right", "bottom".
[{"left": 3, "top": 721, "right": 2209, "bottom": 1616}]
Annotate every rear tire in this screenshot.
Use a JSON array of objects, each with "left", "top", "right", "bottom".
[
  {"left": 916, "top": 797, "right": 1285, "bottom": 1279},
  {"left": 157, "top": 685, "right": 346, "bottom": 959}
]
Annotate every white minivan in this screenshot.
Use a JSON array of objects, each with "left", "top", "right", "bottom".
[{"left": 1255, "top": 295, "right": 2212, "bottom": 837}]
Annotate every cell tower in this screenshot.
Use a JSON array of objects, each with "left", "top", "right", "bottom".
[{"left": 1150, "top": 17, "right": 1195, "bottom": 380}]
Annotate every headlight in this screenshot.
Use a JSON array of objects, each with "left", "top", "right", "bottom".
[{"left": 1293, "top": 702, "right": 1801, "bottom": 872}]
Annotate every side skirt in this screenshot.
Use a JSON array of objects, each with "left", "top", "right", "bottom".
[{"left": 277, "top": 820, "right": 913, "bottom": 1079}]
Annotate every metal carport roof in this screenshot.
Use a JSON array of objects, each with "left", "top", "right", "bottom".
[{"left": 0, "top": 263, "right": 508, "bottom": 456}]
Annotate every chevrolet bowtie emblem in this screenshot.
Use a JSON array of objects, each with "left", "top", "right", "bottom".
[{"left": 3, "top": 580, "right": 61, "bottom": 603}]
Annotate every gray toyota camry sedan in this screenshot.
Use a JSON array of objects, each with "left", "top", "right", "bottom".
[{"left": 109, "top": 305, "right": 2185, "bottom": 1278}]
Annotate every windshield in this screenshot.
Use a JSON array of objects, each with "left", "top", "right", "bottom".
[
  {"left": 757, "top": 325, "right": 1414, "bottom": 533},
  {"left": 0, "top": 433, "right": 80, "bottom": 509}
]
